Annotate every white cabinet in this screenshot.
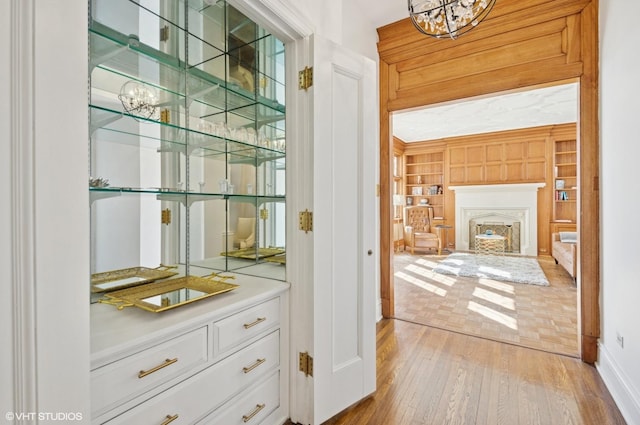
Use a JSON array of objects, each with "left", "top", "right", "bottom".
[
  {"left": 91, "top": 278, "right": 289, "bottom": 425},
  {"left": 91, "top": 326, "right": 208, "bottom": 418},
  {"left": 198, "top": 371, "right": 281, "bottom": 425},
  {"left": 88, "top": 1, "right": 290, "bottom": 422}
]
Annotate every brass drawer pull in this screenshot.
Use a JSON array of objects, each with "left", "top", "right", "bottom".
[
  {"left": 242, "top": 358, "right": 266, "bottom": 374},
  {"left": 242, "top": 404, "right": 265, "bottom": 423},
  {"left": 160, "top": 414, "right": 179, "bottom": 425},
  {"left": 138, "top": 358, "right": 178, "bottom": 379},
  {"left": 243, "top": 317, "right": 266, "bottom": 329}
]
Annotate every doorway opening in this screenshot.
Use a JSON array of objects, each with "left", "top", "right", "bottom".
[{"left": 389, "top": 83, "right": 581, "bottom": 357}]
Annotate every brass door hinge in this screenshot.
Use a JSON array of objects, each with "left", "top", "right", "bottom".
[
  {"left": 299, "top": 351, "right": 313, "bottom": 377},
  {"left": 161, "top": 208, "right": 172, "bottom": 225},
  {"left": 298, "top": 66, "right": 313, "bottom": 90},
  {"left": 299, "top": 209, "right": 313, "bottom": 233},
  {"left": 160, "top": 25, "right": 169, "bottom": 42},
  {"left": 160, "top": 108, "right": 170, "bottom": 124}
]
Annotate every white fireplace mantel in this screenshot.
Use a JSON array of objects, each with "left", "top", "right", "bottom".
[{"left": 450, "top": 183, "right": 545, "bottom": 256}]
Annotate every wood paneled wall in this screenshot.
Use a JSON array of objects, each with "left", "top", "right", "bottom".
[
  {"left": 397, "top": 124, "right": 576, "bottom": 257},
  {"left": 377, "top": 0, "right": 599, "bottom": 362}
]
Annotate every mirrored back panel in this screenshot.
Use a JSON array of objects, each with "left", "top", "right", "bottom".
[{"left": 89, "top": 0, "right": 286, "bottom": 299}]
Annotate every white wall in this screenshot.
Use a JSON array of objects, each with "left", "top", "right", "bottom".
[
  {"left": 2, "top": 1, "right": 91, "bottom": 422},
  {"left": 598, "top": 1, "right": 640, "bottom": 424}
]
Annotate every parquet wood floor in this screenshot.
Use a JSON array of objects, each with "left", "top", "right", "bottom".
[{"left": 393, "top": 252, "right": 579, "bottom": 357}]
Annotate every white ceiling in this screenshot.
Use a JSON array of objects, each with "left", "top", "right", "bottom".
[
  {"left": 350, "top": 1, "right": 579, "bottom": 142},
  {"left": 393, "top": 83, "right": 579, "bottom": 142}
]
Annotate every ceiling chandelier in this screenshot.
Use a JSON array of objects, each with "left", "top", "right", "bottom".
[{"left": 408, "top": 0, "right": 496, "bottom": 39}]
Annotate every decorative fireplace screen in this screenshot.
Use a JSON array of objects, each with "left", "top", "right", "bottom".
[{"left": 469, "top": 221, "right": 521, "bottom": 253}]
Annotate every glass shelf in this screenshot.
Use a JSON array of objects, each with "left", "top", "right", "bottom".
[
  {"left": 89, "top": 21, "right": 285, "bottom": 117},
  {"left": 89, "top": 23, "right": 285, "bottom": 123},
  {"left": 89, "top": 0, "right": 286, "bottom": 286},
  {"left": 90, "top": 105, "right": 285, "bottom": 161}
]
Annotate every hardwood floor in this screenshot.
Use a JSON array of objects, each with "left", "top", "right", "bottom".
[
  {"left": 393, "top": 252, "right": 579, "bottom": 357},
  {"left": 320, "top": 319, "right": 625, "bottom": 425}
]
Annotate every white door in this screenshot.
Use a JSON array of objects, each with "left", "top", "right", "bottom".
[{"left": 290, "top": 34, "right": 377, "bottom": 425}]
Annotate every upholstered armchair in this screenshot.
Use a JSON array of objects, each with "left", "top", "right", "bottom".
[
  {"left": 403, "top": 206, "right": 441, "bottom": 255},
  {"left": 234, "top": 217, "right": 256, "bottom": 249}
]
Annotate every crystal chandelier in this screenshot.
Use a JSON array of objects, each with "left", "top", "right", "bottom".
[{"left": 408, "top": 0, "right": 496, "bottom": 39}]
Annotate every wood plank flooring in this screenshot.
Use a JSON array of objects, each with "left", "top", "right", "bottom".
[
  {"left": 393, "top": 252, "right": 579, "bottom": 357},
  {"left": 320, "top": 319, "right": 626, "bottom": 425}
]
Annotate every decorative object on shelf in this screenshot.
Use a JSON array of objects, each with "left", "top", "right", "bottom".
[
  {"left": 429, "top": 185, "right": 440, "bottom": 195},
  {"left": 408, "top": 0, "right": 496, "bottom": 39},
  {"left": 91, "top": 265, "right": 178, "bottom": 293},
  {"left": 419, "top": 199, "right": 429, "bottom": 205},
  {"left": 221, "top": 247, "right": 284, "bottom": 260},
  {"left": 118, "top": 80, "right": 159, "bottom": 121},
  {"left": 555, "top": 179, "right": 565, "bottom": 189},
  {"left": 406, "top": 197, "right": 414, "bottom": 206},
  {"left": 412, "top": 186, "right": 423, "bottom": 195},
  {"left": 89, "top": 176, "right": 109, "bottom": 188},
  {"left": 97, "top": 273, "right": 238, "bottom": 313}
]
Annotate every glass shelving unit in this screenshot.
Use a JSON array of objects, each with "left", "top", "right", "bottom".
[{"left": 89, "top": 0, "right": 286, "bottom": 299}]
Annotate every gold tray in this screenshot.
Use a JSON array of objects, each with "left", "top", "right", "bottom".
[
  {"left": 98, "top": 274, "right": 238, "bottom": 313},
  {"left": 221, "top": 247, "right": 285, "bottom": 260},
  {"left": 91, "top": 265, "right": 178, "bottom": 293}
]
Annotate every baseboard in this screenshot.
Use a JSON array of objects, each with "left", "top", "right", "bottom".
[{"left": 597, "top": 342, "right": 640, "bottom": 425}]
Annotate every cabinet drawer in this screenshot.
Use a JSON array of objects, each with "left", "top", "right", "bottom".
[
  {"left": 91, "top": 327, "right": 208, "bottom": 417},
  {"left": 214, "top": 297, "right": 280, "bottom": 355},
  {"left": 198, "top": 371, "right": 279, "bottom": 425},
  {"left": 105, "top": 330, "right": 280, "bottom": 425}
]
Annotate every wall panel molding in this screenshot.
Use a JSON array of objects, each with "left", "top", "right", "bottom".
[{"left": 10, "top": 0, "right": 38, "bottom": 418}]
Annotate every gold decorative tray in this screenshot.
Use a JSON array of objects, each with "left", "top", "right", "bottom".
[
  {"left": 221, "top": 247, "right": 285, "bottom": 260},
  {"left": 98, "top": 274, "right": 238, "bottom": 313},
  {"left": 91, "top": 265, "right": 178, "bottom": 293}
]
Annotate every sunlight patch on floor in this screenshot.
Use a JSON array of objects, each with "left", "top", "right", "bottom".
[
  {"left": 479, "top": 278, "right": 516, "bottom": 294},
  {"left": 405, "top": 263, "right": 432, "bottom": 277},
  {"left": 467, "top": 301, "right": 518, "bottom": 330},
  {"left": 429, "top": 271, "right": 457, "bottom": 287},
  {"left": 472, "top": 287, "right": 515, "bottom": 310},
  {"left": 395, "top": 271, "right": 447, "bottom": 297},
  {"left": 414, "top": 257, "right": 440, "bottom": 269},
  {"left": 404, "top": 263, "right": 457, "bottom": 287}
]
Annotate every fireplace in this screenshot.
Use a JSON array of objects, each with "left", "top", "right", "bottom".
[
  {"left": 470, "top": 220, "right": 521, "bottom": 253},
  {"left": 450, "top": 183, "right": 545, "bottom": 256}
]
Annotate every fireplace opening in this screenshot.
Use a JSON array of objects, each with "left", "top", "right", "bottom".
[{"left": 469, "top": 221, "right": 521, "bottom": 253}]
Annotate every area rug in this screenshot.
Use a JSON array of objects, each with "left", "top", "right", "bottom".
[{"left": 433, "top": 252, "right": 549, "bottom": 286}]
